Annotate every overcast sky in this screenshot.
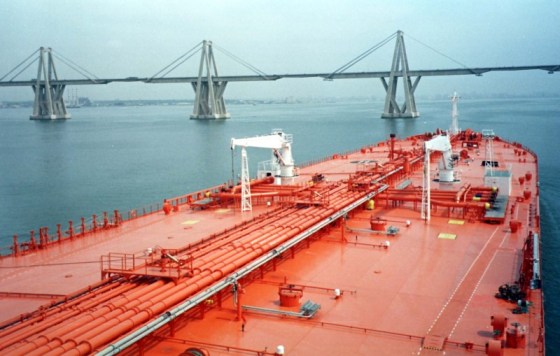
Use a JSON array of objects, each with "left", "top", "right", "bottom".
[{"left": 1, "top": 0, "right": 559, "bottom": 101}]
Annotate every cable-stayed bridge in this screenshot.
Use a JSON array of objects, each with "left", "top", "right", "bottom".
[{"left": 1, "top": 31, "right": 558, "bottom": 120}]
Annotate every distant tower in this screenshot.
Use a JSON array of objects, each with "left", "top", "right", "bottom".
[
  {"left": 449, "top": 92, "right": 460, "bottom": 135},
  {"left": 30, "top": 47, "right": 71, "bottom": 120},
  {"left": 191, "top": 40, "right": 230, "bottom": 119},
  {"left": 381, "top": 31, "right": 420, "bottom": 118}
]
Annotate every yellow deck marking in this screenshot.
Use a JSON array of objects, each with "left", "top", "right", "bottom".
[
  {"left": 181, "top": 220, "right": 199, "bottom": 225},
  {"left": 438, "top": 233, "right": 457, "bottom": 240},
  {"left": 215, "top": 209, "right": 231, "bottom": 214},
  {"left": 448, "top": 219, "right": 465, "bottom": 225}
]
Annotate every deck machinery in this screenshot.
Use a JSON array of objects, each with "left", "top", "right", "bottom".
[{"left": 231, "top": 129, "right": 296, "bottom": 212}]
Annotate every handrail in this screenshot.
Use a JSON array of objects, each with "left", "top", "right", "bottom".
[{"left": 0, "top": 183, "right": 229, "bottom": 258}]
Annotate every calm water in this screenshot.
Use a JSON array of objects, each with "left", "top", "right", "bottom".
[{"left": 1, "top": 98, "right": 559, "bottom": 350}]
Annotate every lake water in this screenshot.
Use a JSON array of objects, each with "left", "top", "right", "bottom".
[{"left": 0, "top": 97, "right": 558, "bottom": 351}]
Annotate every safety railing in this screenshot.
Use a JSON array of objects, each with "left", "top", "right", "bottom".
[{"left": 0, "top": 183, "right": 231, "bottom": 258}]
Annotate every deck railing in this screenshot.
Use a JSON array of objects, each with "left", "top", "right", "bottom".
[{"left": 0, "top": 183, "right": 230, "bottom": 258}]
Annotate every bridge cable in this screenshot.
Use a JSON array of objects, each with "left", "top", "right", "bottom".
[
  {"left": 155, "top": 48, "right": 201, "bottom": 79},
  {"left": 325, "top": 31, "right": 398, "bottom": 80},
  {"left": 404, "top": 33, "right": 474, "bottom": 72},
  {"left": 51, "top": 50, "right": 102, "bottom": 83},
  {"left": 6, "top": 58, "right": 39, "bottom": 82},
  {"left": 150, "top": 41, "right": 203, "bottom": 80},
  {"left": 212, "top": 44, "right": 271, "bottom": 80},
  {"left": 0, "top": 48, "right": 40, "bottom": 82}
]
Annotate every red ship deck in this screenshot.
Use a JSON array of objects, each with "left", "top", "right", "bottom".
[{"left": 0, "top": 130, "right": 543, "bottom": 355}]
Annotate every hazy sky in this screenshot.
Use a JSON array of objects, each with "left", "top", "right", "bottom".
[{"left": 1, "top": 0, "right": 559, "bottom": 101}]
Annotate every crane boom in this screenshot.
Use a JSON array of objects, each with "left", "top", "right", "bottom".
[
  {"left": 424, "top": 134, "right": 455, "bottom": 181},
  {"left": 231, "top": 134, "right": 284, "bottom": 150},
  {"left": 424, "top": 134, "right": 451, "bottom": 152}
]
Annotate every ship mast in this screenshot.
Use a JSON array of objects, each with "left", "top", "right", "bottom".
[{"left": 449, "top": 91, "right": 459, "bottom": 135}]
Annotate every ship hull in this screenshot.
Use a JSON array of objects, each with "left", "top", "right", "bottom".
[{"left": 0, "top": 130, "right": 543, "bottom": 355}]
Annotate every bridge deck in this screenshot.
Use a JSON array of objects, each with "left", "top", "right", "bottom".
[{"left": 1, "top": 64, "right": 558, "bottom": 86}]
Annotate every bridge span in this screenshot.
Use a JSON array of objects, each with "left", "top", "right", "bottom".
[
  {"left": 1, "top": 31, "right": 558, "bottom": 120},
  {"left": 2, "top": 64, "right": 557, "bottom": 86}
]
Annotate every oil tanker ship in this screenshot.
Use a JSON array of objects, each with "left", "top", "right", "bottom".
[{"left": 0, "top": 96, "right": 544, "bottom": 355}]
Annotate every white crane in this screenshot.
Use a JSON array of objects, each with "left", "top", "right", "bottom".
[
  {"left": 421, "top": 134, "right": 456, "bottom": 221},
  {"left": 231, "top": 129, "right": 296, "bottom": 212}
]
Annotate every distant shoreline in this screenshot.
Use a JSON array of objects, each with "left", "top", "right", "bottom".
[{"left": 1, "top": 93, "right": 558, "bottom": 109}]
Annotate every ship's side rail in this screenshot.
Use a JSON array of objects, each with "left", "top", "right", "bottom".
[
  {"left": 0, "top": 183, "right": 230, "bottom": 258},
  {"left": 1, "top": 211, "right": 123, "bottom": 258}
]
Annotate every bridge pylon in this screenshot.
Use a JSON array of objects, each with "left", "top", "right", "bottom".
[
  {"left": 381, "top": 31, "right": 420, "bottom": 118},
  {"left": 190, "top": 40, "right": 230, "bottom": 119},
  {"left": 30, "top": 47, "right": 71, "bottom": 120}
]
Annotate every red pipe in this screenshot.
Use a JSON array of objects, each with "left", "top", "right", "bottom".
[
  {"left": 455, "top": 184, "right": 471, "bottom": 203},
  {"left": 183, "top": 209, "right": 298, "bottom": 267},
  {"left": 230, "top": 176, "right": 274, "bottom": 194},
  {"left": 216, "top": 191, "right": 281, "bottom": 199},
  {"left": 18, "top": 281, "right": 170, "bottom": 355},
  {"left": 379, "top": 194, "right": 486, "bottom": 209},
  {"left": 12, "top": 175, "right": 386, "bottom": 355},
  {"left": 52, "top": 217, "right": 314, "bottom": 354},
  {"left": 0, "top": 278, "right": 127, "bottom": 340},
  {"left": 0, "top": 281, "right": 136, "bottom": 349},
  {"left": 180, "top": 208, "right": 294, "bottom": 258}
]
